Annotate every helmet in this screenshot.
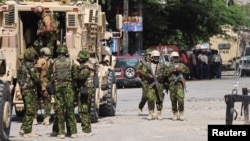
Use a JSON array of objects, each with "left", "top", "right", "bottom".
[
  {"left": 33, "top": 40, "right": 39, "bottom": 47},
  {"left": 103, "top": 55, "right": 110, "bottom": 63},
  {"left": 78, "top": 50, "right": 90, "bottom": 59},
  {"left": 145, "top": 49, "right": 152, "bottom": 55},
  {"left": 150, "top": 50, "right": 160, "bottom": 57},
  {"left": 40, "top": 47, "right": 51, "bottom": 56},
  {"left": 34, "top": 6, "right": 44, "bottom": 14},
  {"left": 56, "top": 45, "right": 68, "bottom": 54},
  {"left": 24, "top": 48, "right": 38, "bottom": 61},
  {"left": 170, "top": 51, "right": 179, "bottom": 58}
]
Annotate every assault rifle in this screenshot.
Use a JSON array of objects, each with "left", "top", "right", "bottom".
[
  {"left": 140, "top": 60, "right": 162, "bottom": 102},
  {"left": 174, "top": 73, "right": 187, "bottom": 93}
]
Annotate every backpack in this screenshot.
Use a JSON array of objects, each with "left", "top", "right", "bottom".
[{"left": 42, "top": 13, "right": 58, "bottom": 32}]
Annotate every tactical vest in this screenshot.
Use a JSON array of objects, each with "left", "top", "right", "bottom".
[
  {"left": 53, "top": 57, "right": 72, "bottom": 81},
  {"left": 169, "top": 62, "right": 183, "bottom": 82},
  {"left": 78, "top": 62, "right": 94, "bottom": 87},
  {"left": 152, "top": 62, "right": 166, "bottom": 83}
]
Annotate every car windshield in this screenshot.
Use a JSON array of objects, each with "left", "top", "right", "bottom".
[
  {"left": 115, "top": 58, "right": 139, "bottom": 68},
  {"left": 244, "top": 47, "right": 250, "bottom": 56}
]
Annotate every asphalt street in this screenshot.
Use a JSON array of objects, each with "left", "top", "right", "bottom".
[{"left": 8, "top": 75, "right": 250, "bottom": 141}]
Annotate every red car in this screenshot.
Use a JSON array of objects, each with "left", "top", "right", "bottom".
[{"left": 114, "top": 55, "right": 143, "bottom": 88}]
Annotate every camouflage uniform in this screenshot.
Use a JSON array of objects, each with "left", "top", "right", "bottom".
[
  {"left": 136, "top": 49, "right": 152, "bottom": 114},
  {"left": 72, "top": 50, "right": 94, "bottom": 136},
  {"left": 168, "top": 51, "right": 190, "bottom": 121},
  {"left": 48, "top": 45, "right": 77, "bottom": 138},
  {"left": 139, "top": 50, "right": 170, "bottom": 120},
  {"left": 17, "top": 48, "right": 40, "bottom": 137},
  {"left": 35, "top": 47, "right": 54, "bottom": 125},
  {"left": 33, "top": 6, "right": 58, "bottom": 58}
]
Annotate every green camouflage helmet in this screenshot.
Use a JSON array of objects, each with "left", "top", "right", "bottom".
[
  {"left": 145, "top": 49, "right": 152, "bottom": 55},
  {"left": 78, "top": 50, "right": 90, "bottom": 59},
  {"left": 24, "top": 47, "right": 38, "bottom": 61},
  {"left": 56, "top": 45, "right": 68, "bottom": 54},
  {"left": 33, "top": 40, "right": 39, "bottom": 47}
]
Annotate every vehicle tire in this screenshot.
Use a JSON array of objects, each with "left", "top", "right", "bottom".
[
  {"left": 110, "top": 69, "right": 117, "bottom": 84},
  {"left": 0, "top": 80, "right": 12, "bottom": 141},
  {"left": 99, "top": 70, "right": 117, "bottom": 116},
  {"left": 124, "top": 66, "right": 136, "bottom": 79},
  {"left": 90, "top": 73, "right": 99, "bottom": 123},
  {"left": 90, "top": 88, "right": 99, "bottom": 123}
]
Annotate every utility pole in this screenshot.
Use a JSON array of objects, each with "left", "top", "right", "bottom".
[
  {"left": 137, "top": 0, "right": 142, "bottom": 54},
  {"left": 123, "top": 0, "right": 129, "bottom": 55}
]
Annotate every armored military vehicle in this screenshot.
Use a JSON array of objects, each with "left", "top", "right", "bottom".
[
  {"left": 0, "top": 0, "right": 118, "bottom": 140},
  {"left": 209, "top": 25, "right": 245, "bottom": 76},
  {"left": 210, "top": 26, "right": 250, "bottom": 76}
]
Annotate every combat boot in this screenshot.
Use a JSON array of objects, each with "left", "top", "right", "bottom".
[
  {"left": 33, "top": 118, "right": 38, "bottom": 125},
  {"left": 77, "top": 132, "right": 93, "bottom": 137},
  {"left": 70, "top": 134, "right": 78, "bottom": 138},
  {"left": 23, "top": 133, "right": 38, "bottom": 138},
  {"left": 42, "top": 116, "right": 50, "bottom": 125},
  {"left": 19, "top": 130, "right": 24, "bottom": 135},
  {"left": 157, "top": 111, "right": 163, "bottom": 120},
  {"left": 173, "top": 112, "right": 178, "bottom": 121},
  {"left": 138, "top": 108, "right": 143, "bottom": 115},
  {"left": 179, "top": 111, "right": 184, "bottom": 121},
  {"left": 57, "top": 134, "right": 65, "bottom": 139},
  {"left": 147, "top": 110, "right": 155, "bottom": 120}
]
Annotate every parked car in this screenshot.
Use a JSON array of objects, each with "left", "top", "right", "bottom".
[
  {"left": 114, "top": 55, "right": 143, "bottom": 88},
  {"left": 237, "top": 46, "right": 250, "bottom": 76}
]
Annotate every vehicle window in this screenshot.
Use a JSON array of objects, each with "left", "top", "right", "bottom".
[
  {"left": 244, "top": 47, "right": 250, "bottom": 56},
  {"left": 115, "top": 58, "right": 139, "bottom": 68}
]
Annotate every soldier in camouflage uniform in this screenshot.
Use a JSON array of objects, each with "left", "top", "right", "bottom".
[
  {"left": 33, "top": 6, "right": 58, "bottom": 58},
  {"left": 73, "top": 50, "right": 94, "bottom": 137},
  {"left": 18, "top": 47, "right": 40, "bottom": 138},
  {"left": 34, "top": 47, "right": 54, "bottom": 125},
  {"left": 139, "top": 50, "right": 170, "bottom": 120},
  {"left": 168, "top": 51, "right": 190, "bottom": 121},
  {"left": 48, "top": 45, "right": 78, "bottom": 139},
  {"left": 136, "top": 49, "right": 152, "bottom": 115}
]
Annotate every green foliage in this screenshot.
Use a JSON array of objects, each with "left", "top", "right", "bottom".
[
  {"left": 97, "top": 0, "right": 248, "bottom": 50},
  {"left": 142, "top": 0, "right": 248, "bottom": 49}
]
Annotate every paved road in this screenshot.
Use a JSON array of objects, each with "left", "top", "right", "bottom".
[{"left": 8, "top": 76, "right": 250, "bottom": 141}]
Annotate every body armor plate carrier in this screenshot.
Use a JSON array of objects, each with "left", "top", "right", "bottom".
[{"left": 53, "top": 57, "right": 72, "bottom": 81}]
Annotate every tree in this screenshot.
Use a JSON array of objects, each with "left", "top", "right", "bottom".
[
  {"left": 142, "top": 0, "right": 248, "bottom": 49},
  {"left": 98, "top": 0, "right": 249, "bottom": 49}
]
